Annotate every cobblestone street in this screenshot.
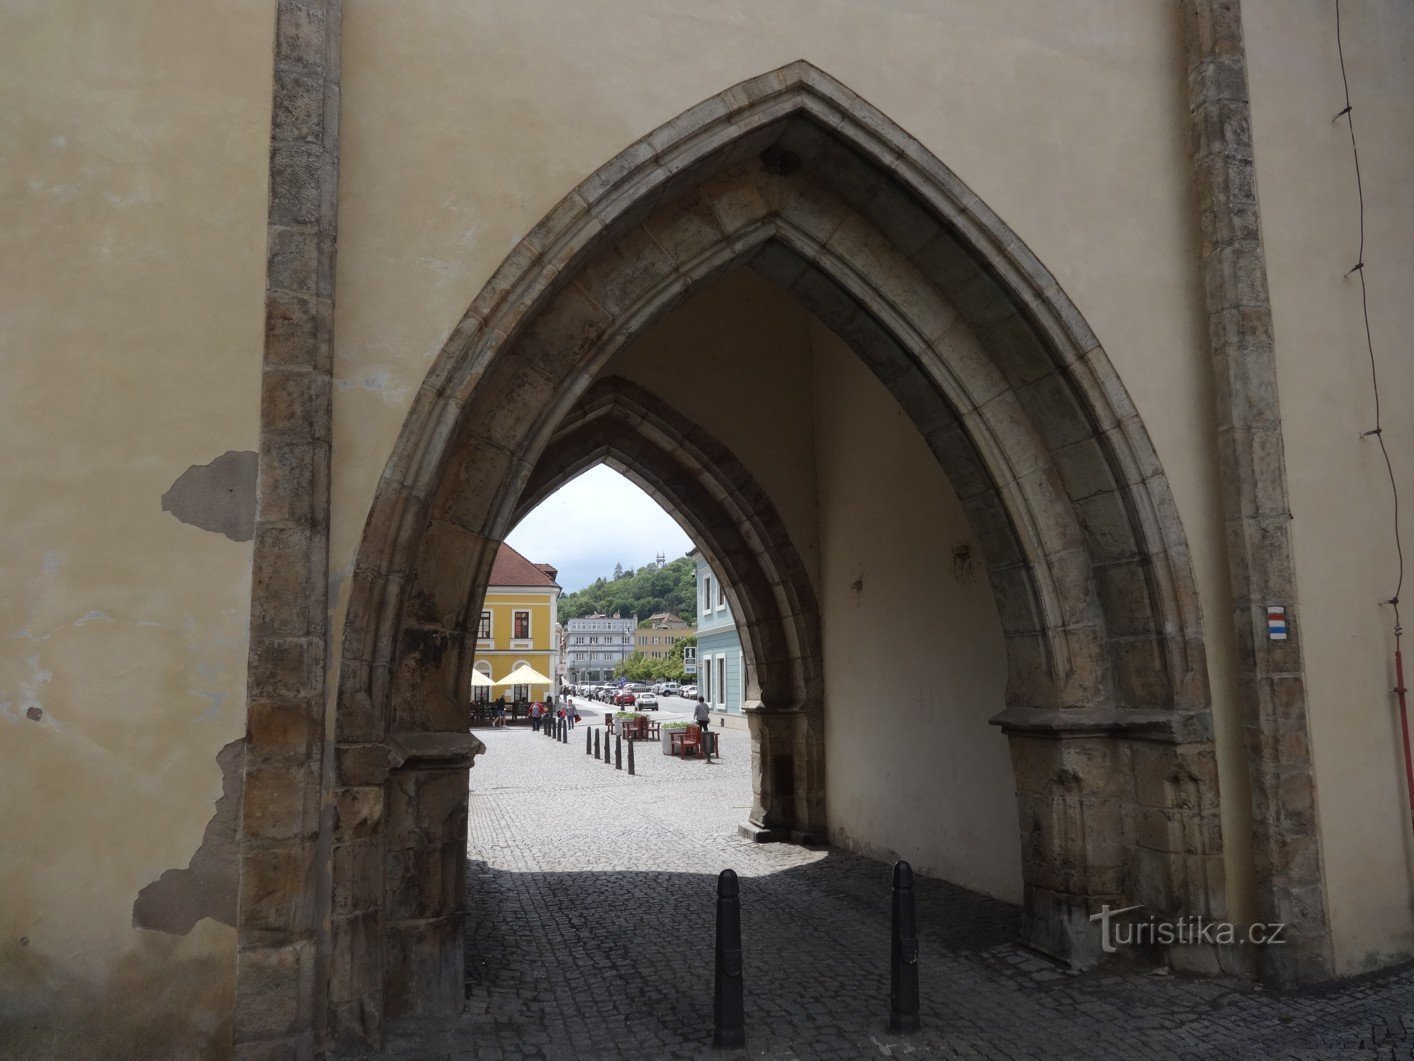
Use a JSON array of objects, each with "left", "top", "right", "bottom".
[{"left": 368, "top": 721, "right": 1414, "bottom": 1060}]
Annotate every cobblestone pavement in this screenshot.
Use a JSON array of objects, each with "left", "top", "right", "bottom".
[{"left": 370, "top": 723, "right": 1414, "bottom": 1060}]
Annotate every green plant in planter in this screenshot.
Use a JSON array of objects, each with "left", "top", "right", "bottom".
[
  {"left": 662, "top": 720, "right": 692, "bottom": 731},
  {"left": 615, "top": 711, "right": 645, "bottom": 720}
]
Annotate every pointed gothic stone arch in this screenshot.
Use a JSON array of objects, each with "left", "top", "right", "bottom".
[
  {"left": 319, "top": 60, "right": 1224, "bottom": 1045},
  {"left": 514, "top": 375, "right": 826, "bottom": 838}
]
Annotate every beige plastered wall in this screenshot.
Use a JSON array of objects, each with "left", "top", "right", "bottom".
[
  {"left": 808, "top": 321, "right": 1023, "bottom": 901},
  {"left": 1244, "top": 0, "right": 1414, "bottom": 972},
  {"left": 329, "top": 0, "right": 1247, "bottom": 922},
  {"left": 0, "top": 0, "right": 273, "bottom": 1053}
]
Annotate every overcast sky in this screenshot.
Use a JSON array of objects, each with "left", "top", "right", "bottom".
[{"left": 506, "top": 464, "right": 695, "bottom": 592}]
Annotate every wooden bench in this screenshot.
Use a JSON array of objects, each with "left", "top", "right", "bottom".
[{"left": 670, "top": 728, "right": 701, "bottom": 757}]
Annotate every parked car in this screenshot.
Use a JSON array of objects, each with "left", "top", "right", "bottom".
[
  {"left": 636, "top": 692, "right": 659, "bottom": 709},
  {"left": 613, "top": 690, "right": 637, "bottom": 707},
  {"left": 681, "top": 684, "right": 698, "bottom": 699},
  {"left": 662, "top": 682, "right": 681, "bottom": 696}
]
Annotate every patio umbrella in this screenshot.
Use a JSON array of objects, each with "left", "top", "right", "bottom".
[
  {"left": 470, "top": 670, "right": 494, "bottom": 688},
  {"left": 492, "top": 662, "right": 553, "bottom": 688}
]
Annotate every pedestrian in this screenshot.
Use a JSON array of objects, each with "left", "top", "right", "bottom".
[
  {"left": 566, "top": 696, "right": 577, "bottom": 730},
  {"left": 494, "top": 694, "right": 507, "bottom": 729},
  {"left": 693, "top": 695, "right": 711, "bottom": 753},
  {"left": 529, "top": 699, "right": 542, "bottom": 732}
]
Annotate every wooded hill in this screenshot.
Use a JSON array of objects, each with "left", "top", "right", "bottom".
[{"left": 557, "top": 555, "right": 696, "bottom": 624}]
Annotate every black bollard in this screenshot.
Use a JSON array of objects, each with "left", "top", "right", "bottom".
[
  {"left": 605, "top": 729, "right": 613, "bottom": 764},
  {"left": 713, "top": 869, "right": 745, "bottom": 1049},
  {"left": 615, "top": 733, "right": 622, "bottom": 770},
  {"left": 586, "top": 726, "right": 591, "bottom": 754},
  {"left": 890, "top": 860, "right": 920, "bottom": 1034},
  {"left": 627, "top": 735, "right": 635, "bottom": 775},
  {"left": 561, "top": 719, "right": 568, "bottom": 743},
  {"left": 594, "top": 728, "right": 600, "bottom": 758},
  {"left": 705, "top": 727, "right": 713, "bottom": 763}
]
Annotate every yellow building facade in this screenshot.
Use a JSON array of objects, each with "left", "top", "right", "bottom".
[
  {"left": 633, "top": 613, "right": 695, "bottom": 663},
  {"left": 472, "top": 545, "right": 561, "bottom": 702}
]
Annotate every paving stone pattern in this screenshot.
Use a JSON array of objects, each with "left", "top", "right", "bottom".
[{"left": 368, "top": 723, "right": 1414, "bottom": 1060}]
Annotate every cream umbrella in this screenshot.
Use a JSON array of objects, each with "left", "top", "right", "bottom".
[
  {"left": 470, "top": 669, "right": 494, "bottom": 689},
  {"left": 492, "top": 662, "right": 553, "bottom": 689}
]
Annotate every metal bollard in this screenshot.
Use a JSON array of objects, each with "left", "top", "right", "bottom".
[
  {"left": 561, "top": 718, "right": 568, "bottom": 743},
  {"left": 713, "top": 869, "right": 745, "bottom": 1049},
  {"left": 594, "top": 728, "right": 600, "bottom": 758},
  {"left": 586, "top": 727, "right": 592, "bottom": 754},
  {"left": 705, "top": 727, "right": 713, "bottom": 763},
  {"left": 627, "top": 735, "right": 635, "bottom": 775},
  {"left": 890, "top": 860, "right": 920, "bottom": 1034},
  {"left": 605, "top": 729, "right": 613, "bottom": 764},
  {"left": 615, "top": 733, "right": 622, "bottom": 770}
]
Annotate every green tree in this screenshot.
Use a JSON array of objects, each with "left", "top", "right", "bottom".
[{"left": 559, "top": 553, "right": 698, "bottom": 624}]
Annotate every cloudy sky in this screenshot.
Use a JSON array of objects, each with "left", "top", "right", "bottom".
[{"left": 506, "top": 464, "right": 695, "bottom": 592}]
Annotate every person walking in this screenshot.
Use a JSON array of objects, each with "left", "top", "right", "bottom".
[
  {"left": 693, "top": 695, "right": 712, "bottom": 755},
  {"left": 493, "top": 695, "right": 507, "bottom": 729},
  {"left": 529, "top": 699, "right": 542, "bottom": 733}
]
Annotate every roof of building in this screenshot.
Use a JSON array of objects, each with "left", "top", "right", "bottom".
[
  {"left": 488, "top": 543, "right": 560, "bottom": 589},
  {"left": 646, "top": 612, "right": 690, "bottom": 628}
]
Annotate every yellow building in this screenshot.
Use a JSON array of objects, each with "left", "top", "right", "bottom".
[
  {"left": 634, "top": 612, "right": 695, "bottom": 662},
  {"left": 472, "top": 544, "right": 561, "bottom": 703}
]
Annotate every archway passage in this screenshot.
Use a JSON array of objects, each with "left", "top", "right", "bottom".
[
  {"left": 516, "top": 376, "right": 826, "bottom": 842},
  {"left": 316, "top": 61, "right": 1222, "bottom": 1045}
]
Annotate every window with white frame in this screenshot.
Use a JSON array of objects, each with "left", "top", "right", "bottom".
[
  {"left": 478, "top": 611, "right": 492, "bottom": 640},
  {"left": 513, "top": 611, "right": 530, "bottom": 639},
  {"left": 716, "top": 655, "right": 726, "bottom": 708},
  {"left": 702, "top": 660, "right": 712, "bottom": 704}
]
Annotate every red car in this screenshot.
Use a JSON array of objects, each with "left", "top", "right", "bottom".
[{"left": 613, "top": 690, "right": 637, "bottom": 707}]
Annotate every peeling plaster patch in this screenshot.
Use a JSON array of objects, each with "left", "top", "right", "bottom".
[
  {"left": 25, "top": 707, "right": 42, "bottom": 722},
  {"left": 161, "top": 450, "right": 257, "bottom": 542},
  {"left": 132, "top": 739, "right": 242, "bottom": 934},
  {"left": 74, "top": 610, "right": 111, "bottom": 626}
]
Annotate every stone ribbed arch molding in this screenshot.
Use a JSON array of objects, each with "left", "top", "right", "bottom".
[
  {"left": 317, "top": 62, "right": 1230, "bottom": 1044},
  {"left": 514, "top": 376, "right": 826, "bottom": 840}
]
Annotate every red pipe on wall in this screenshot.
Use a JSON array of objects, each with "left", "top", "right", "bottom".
[{"left": 1396, "top": 647, "right": 1414, "bottom": 834}]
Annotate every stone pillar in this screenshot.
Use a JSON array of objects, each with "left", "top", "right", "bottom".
[
  {"left": 235, "top": 1, "right": 342, "bottom": 1057},
  {"left": 1181, "top": 0, "right": 1333, "bottom": 984},
  {"left": 1007, "top": 735, "right": 1126, "bottom": 968},
  {"left": 740, "top": 703, "right": 827, "bottom": 844}
]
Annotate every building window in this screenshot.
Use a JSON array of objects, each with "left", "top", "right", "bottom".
[
  {"left": 717, "top": 655, "right": 726, "bottom": 708},
  {"left": 514, "top": 611, "right": 530, "bottom": 639},
  {"left": 703, "top": 575, "right": 712, "bottom": 617},
  {"left": 478, "top": 611, "right": 492, "bottom": 640},
  {"left": 703, "top": 660, "right": 712, "bottom": 704},
  {"left": 717, "top": 581, "right": 725, "bottom": 609}
]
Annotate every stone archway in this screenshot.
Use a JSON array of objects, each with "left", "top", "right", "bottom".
[
  {"left": 514, "top": 375, "right": 827, "bottom": 844},
  {"left": 241, "top": 60, "right": 1231, "bottom": 1051}
]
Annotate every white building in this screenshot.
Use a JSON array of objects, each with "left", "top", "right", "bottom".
[{"left": 563, "top": 613, "right": 636, "bottom": 683}]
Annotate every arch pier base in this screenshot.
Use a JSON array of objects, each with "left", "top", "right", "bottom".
[
  {"left": 1000, "top": 715, "right": 1225, "bottom": 972},
  {"left": 741, "top": 705, "right": 826, "bottom": 845}
]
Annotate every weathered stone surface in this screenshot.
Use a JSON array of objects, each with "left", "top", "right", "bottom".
[{"left": 1182, "top": 0, "right": 1330, "bottom": 984}]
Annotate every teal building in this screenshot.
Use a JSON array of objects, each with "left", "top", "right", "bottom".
[{"left": 691, "top": 549, "right": 744, "bottom": 716}]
